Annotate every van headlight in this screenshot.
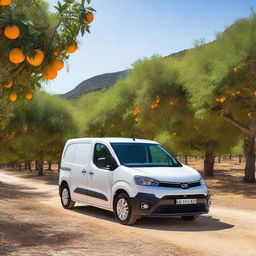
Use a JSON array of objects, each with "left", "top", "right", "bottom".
[
  {"left": 134, "top": 176, "right": 159, "bottom": 186},
  {"left": 200, "top": 178, "right": 206, "bottom": 185}
]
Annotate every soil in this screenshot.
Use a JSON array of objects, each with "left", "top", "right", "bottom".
[{"left": 0, "top": 157, "right": 256, "bottom": 256}]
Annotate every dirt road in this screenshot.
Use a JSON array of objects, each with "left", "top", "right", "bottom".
[{"left": 0, "top": 168, "right": 256, "bottom": 256}]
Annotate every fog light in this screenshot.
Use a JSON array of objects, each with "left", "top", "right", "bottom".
[{"left": 141, "top": 201, "right": 150, "bottom": 210}]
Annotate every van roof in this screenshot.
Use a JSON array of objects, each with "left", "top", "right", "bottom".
[{"left": 66, "top": 137, "right": 158, "bottom": 144}]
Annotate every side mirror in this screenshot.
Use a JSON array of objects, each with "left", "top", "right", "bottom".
[{"left": 96, "top": 157, "right": 108, "bottom": 169}]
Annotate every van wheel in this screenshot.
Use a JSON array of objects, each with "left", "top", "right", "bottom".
[
  {"left": 114, "top": 193, "right": 138, "bottom": 225},
  {"left": 181, "top": 215, "right": 198, "bottom": 221},
  {"left": 61, "top": 184, "right": 75, "bottom": 209}
]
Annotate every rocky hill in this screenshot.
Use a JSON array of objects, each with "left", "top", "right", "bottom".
[
  {"left": 60, "top": 49, "right": 188, "bottom": 99},
  {"left": 60, "top": 70, "right": 128, "bottom": 99}
]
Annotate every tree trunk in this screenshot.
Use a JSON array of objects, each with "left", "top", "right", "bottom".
[
  {"left": 18, "top": 163, "right": 22, "bottom": 171},
  {"left": 37, "top": 154, "right": 44, "bottom": 176},
  {"left": 229, "top": 154, "right": 232, "bottom": 160},
  {"left": 35, "top": 160, "right": 38, "bottom": 170},
  {"left": 24, "top": 161, "right": 28, "bottom": 170},
  {"left": 239, "top": 155, "right": 242, "bottom": 163},
  {"left": 48, "top": 161, "right": 52, "bottom": 171},
  {"left": 28, "top": 161, "right": 32, "bottom": 171},
  {"left": 204, "top": 151, "right": 215, "bottom": 176},
  {"left": 243, "top": 135, "right": 255, "bottom": 183},
  {"left": 218, "top": 155, "right": 221, "bottom": 163},
  {"left": 184, "top": 155, "right": 188, "bottom": 165}
]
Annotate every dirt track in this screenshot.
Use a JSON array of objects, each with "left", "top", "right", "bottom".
[{"left": 0, "top": 166, "right": 256, "bottom": 256}]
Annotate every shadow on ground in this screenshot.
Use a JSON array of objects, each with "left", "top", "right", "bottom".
[
  {"left": 0, "top": 213, "right": 82, "bottom": 255},
  {"left": 0, "top": 181, "right": 50, "bottom": 199},
  {"left": 72, "top": 205, "right": 234, "bottom": 232},
  {"left": 0, "top": 168, "right": 59, "bottom": 185},
  {"left": 204, "top": 169, "right": 256, "bottom": 198}
]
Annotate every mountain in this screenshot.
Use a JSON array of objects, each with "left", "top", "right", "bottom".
[
  {"left": 60, "top": 49, "right": 189, "bottom": 99},
  {"left": 60, "top": 70, "right": 129, "bottom": 99}
]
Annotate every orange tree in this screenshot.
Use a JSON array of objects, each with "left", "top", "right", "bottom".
[
  {"left": 128, "top": 57, "right": 240, "bottom": 176},
  {"left": 181, "top": 14, "right": 256, "bottom": 182},
  {"left": 0, "top": 92, "right": 78, "bottom": 175},
  {"left": 81, "top": 56, "right": 240, "bottom": 175},
  {"left": 0, "top": 0, "right": 95, "bottom": 130}
]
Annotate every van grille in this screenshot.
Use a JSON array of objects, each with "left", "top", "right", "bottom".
[{"left": 158, "top": 181, "right": 201, "bottom": 189}]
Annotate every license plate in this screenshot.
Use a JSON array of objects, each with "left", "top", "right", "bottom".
[{"left": 176, "top": 199, "right": 197, "bottom": 205}]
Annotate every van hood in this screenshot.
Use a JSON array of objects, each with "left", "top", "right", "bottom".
[{"left": 128, "top": 164, "right": 201, "bottom": 183}]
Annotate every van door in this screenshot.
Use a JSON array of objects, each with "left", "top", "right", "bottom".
[
  {"left": 71, "top": 143, "right": 92, "bottom": 202},
  {"left": 87, "top": 143, "right": 116, "bottom": 209}
]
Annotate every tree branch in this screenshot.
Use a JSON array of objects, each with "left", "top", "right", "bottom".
[{"left": 222, "top": 113, "right": 251, "bottom": 135}]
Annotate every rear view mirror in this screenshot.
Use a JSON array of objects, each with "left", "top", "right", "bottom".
[{"left": 96, "top": 157, "right": 108, "bottom": 169}]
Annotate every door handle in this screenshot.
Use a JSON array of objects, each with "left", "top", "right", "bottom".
[
  {"left": 81, "top": 170, "right": 87, "bottom": 173},
  {"left": 89, "top": 171, "right": 94, "bottom": 175}
]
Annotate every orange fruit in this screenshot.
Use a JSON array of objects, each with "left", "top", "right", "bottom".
[
  {"left": 25, "top": 92, "right": 33, "bottom": 100},
  {"left": 0, "top": 0, "right": 12, "bottom": 6},
  {"left": 43, "top": 66, "right": 58, "bottom": 80},
  {"left": 4, "top": 80, "right": 13, "bottom": 89},
  {"left": 26, "top": 49, "right": 45, "bottom": 66},
  {"left": 84, "top": 12, "right": 94, "bottom": 24},
  {"left": 132, "top": 107, "right": 141, "bottom": 116},
  {"left": 248, "top": 112, "right": 252, "bottom": 119},
  {"left": 9, "top": 48, "right": 25, "bottom": 64},
  {"left": 219, "top": 97, "right": 226, "bottom": 103},
  {"left": 51, "top": 59, "right": 64, "bottom": 71},
  {"left": 9, "top": 92, "right": 17, "bottom": 102},
  {"left": 150, "top": 103, "right": 158, "bottom": 109},
  {"left": 233, "top": 67, "right": 238, "bottom": 73},
  {"left": 4, "top": 24, "right": 20, "bottom": 39},
  {"left": 67, "top": 44, "right": 77, "bottom": 54}
]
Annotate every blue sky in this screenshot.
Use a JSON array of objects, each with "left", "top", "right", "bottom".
[{"left": 46, "top": 0, "right": 256, "bottom": 94}]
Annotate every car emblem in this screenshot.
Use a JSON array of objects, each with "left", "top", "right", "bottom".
[{"left": 181, "top": 183, "right": 189, "bottom": 189}]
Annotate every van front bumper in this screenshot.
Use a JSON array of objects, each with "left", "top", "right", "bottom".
[{"left": 130, "top": 193, "right": 210, "bottom": 217}]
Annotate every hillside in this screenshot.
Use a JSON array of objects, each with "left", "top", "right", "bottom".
[
  {"left": 60, "top": 70, "right": 129, "bottom": 99},
  {"left": 60, "top": 49, "right": 188, "bottom": 99}
]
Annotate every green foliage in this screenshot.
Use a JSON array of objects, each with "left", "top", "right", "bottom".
[
  {"left": 180, "top": 13, "right": 256, "bottom": 136},
  {"left": 77, "top": 56, "right": 240, "bottom": 157},
  {"left": 0, "top": 92, "right": 78, "bottom": 163}
]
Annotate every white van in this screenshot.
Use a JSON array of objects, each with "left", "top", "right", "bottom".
[{"left": 59, "top": 138, "right": 210, "bottom": 225}]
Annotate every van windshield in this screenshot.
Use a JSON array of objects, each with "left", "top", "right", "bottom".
[{"left": 110, "top": 143, "right": 182, "bottom": 167}]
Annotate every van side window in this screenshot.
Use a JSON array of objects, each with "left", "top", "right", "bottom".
[
  {"left": 94, "top": 143, "right": 117, "bottom": 168},
  {"left": 73, "top": 143, "right": 91, "bottom": 166},
  {"left": 63, "top": 144, "right": 76, "bottom": 163}
]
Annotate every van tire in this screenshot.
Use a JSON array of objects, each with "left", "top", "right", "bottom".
[
  {"left": 114, "top": 193, "right": 138, "bottom": 225},
  {"left": 61, "top": 184, "right": 75, "bottom": 209},
  {"left": 181, "top": 215, "right": 198, "bottom": 221}
]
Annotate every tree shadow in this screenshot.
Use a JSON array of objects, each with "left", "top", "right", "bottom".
[
  {"left": 71, "top": 206, "right": 233, "bottom": 232},
  {"left": 0, "top": 168, "right": 59, "bottom": 185},
  {"left": 0, "top": 213, "right": 82, "bottom": 255},
  {"left": 204, "top": 169, "right": 256, "bottom": 198},
  {"left": 0, "top": 181, "right": 51, "bottom": 199}
]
